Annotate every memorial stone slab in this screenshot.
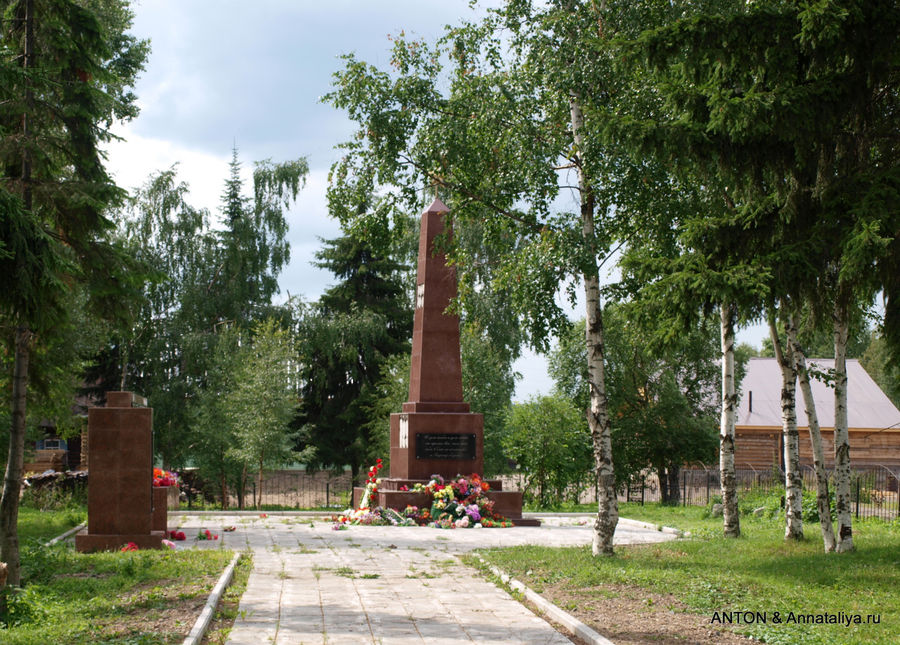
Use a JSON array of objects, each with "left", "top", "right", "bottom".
[{"left": 75, "top": 391, "right": 165, "bottom": 551}]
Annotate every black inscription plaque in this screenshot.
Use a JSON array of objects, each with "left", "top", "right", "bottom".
[{"left": 415, "top": 433, "right": 477, "bottom": 460}]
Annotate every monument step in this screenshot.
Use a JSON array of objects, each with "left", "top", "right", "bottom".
[
  {"left": 350, "top": 486, "right": 540, "bottom": 526},
  {"left": 74, "top": 529, "right": 165, "bottom": 552}
]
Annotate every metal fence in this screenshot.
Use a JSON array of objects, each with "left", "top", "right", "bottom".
[
  {"left": 185, "top": 469, "right": 353, "bottom": 510},
  {"left": 181, "top": 466, "right": 900, "bottom": 519},
  {"left": 616, "top": 465, "right": 900, "bottom": 521}
]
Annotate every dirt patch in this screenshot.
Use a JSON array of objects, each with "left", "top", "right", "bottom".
[
  {"left": 92, "top": 579, "right": 215, "bottom": 641},
  {"left": 533, "top": 582, "right": 755, "bottom": 644},
  {"left": 520, "top": 583, "right": 755, "bottom": 645}
]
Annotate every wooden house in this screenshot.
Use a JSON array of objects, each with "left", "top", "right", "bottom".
[{"left": 735, "top": 357, "right": 900, "bottom": 470}]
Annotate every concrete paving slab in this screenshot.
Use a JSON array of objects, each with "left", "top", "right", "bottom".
[{"left": 171, "top": 513, "right": 675, "bottom": 643}]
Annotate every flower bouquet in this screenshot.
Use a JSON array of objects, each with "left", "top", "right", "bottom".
[
  {"left": 197, "top": 528, "right": 218, "bottom": 540},
  {"left": 334, "top": 459, "right": 419, "bottom": 527},
  {"left": 153, "top": 468, "right": 178, "bottom": 487},
  {"left": 333, "top": 463, "right": 513, "bottom": 529},
  {"left": 413, "top": 474, "right": 511, "bottom": 528}
]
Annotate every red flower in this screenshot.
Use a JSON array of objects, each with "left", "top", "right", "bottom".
[{"left": 120, "top": 542, "right": 138, "bottom": 552}]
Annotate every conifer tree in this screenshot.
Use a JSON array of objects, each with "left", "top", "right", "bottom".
[
  {"left": 0, "top": 0, "right": 148, "bottom": 588},
  {"left": 295, "top": 233, "right": 412, "bottom": 483},
  {"left": 609, "top": 0, "right": 899, "bottom": 552}
]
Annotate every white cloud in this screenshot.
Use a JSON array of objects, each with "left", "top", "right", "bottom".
[{"left": 104, "top": 126, "right": 232, "bottom": 214}]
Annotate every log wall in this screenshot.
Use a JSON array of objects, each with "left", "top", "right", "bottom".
[{"left": 735, "top": 426, "right": 900, "bottom": 470}]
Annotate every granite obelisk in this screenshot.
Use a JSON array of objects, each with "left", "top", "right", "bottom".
[
  {"left": 352, "top": 199, "right": 532, "bottom": 524},
  {"left": 389, "top": 198, "right": 484, "bottom": 479}
]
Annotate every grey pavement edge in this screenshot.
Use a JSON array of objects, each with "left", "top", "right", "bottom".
[{"left": 475, "top": 555, "right": 614, "bottom": 645}]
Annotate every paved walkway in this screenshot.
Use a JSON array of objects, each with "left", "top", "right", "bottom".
[{"left": 174, "top": 514, "right": 676, "bottom": 645}]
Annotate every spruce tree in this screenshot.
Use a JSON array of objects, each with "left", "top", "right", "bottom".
[
  {"left": 0, "top": 0, "right": 148, "bottom": 587},
  {"left": 296, "top": 233, "right": 412, "bottom": 483}
]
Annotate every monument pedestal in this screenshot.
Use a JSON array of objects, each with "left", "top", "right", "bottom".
[
  {"left": 152, "top": 486, "right": 170, "bottom": 533},
  {"left": 75, "top": 391, "right": 164, "bottom": 552},
  {"left": 352, "top": 477, "right": 539, "bottom": 526},
  {"left": 389, "top": 408, "right": 483, "bottom": 481}
]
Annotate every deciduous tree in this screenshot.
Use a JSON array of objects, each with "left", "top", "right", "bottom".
[{"left": 503, "top": 394, "right": 592, "bottom": 508}]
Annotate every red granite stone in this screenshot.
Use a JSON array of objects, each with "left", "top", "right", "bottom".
[
  {"left": 380, "top": 199, "right": 533, "bottom": 525},
  {"left": 76, "top": 392, "right": 163, "bottom": 552},
  {"left": 152, "top": 487, "right": 169, "bottom": 533}
]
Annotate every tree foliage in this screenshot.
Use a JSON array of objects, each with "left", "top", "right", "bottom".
[
  {"left": 225, "top": 320, "right": 298, "bottom": 509},
  {"left": 607, "top": 0, "right": 900, "bottom": 552},
  {"left": 295, "top": 232, "right": 411, "bottom": 482},
  {"left": 502, "top": 393, "right": 593, "bottom": 508},
  {"left": 0, "top": 0, "right": 148, "bottom": 589},
  {"left": 104, "top": 150, "right": 306, "bottom": 467},
  {"left": 549, "top": 309, "right": 720, "bottom": 498}
]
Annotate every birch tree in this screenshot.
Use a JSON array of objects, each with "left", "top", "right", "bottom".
[
  {"left": 767, "top": 307, "right": 803, "bottom": 540},
  {"left": 786, "top": 316, "right": 837, "bottom": 551},
  {"left": 325, "top": 0, "right": 634, "bottom": 554},
  {"left": 608, "top": 0, "right": 900, "bottom": 550},
  {"left": 226, "top": 320, "right": 297, "bottom": 509}
]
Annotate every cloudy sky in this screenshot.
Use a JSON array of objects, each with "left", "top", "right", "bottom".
[{"left": 104, "top": 0, "right": 767, "bottom": 399}]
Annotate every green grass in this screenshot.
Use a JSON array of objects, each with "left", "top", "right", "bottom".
[
  {"left": 17, "top": 507, "right": 86, "bottom": 542},
  {"left": 2, "top": 545, "right": 238, "bottom": 644},
  {"left": 617, "top": 501, "right": 718, "bottom": 534},
  {"left": 473, "top": 508, "right": 900, "bottom": 645},
  {"left": 3, "top": 505, "right": 239, "bottom": 644}
]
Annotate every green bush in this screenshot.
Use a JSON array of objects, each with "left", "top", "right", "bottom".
[
  {"left": 20, "top": 479, "right": 86, "bottom": 511},
  {"left": 801, "top": 488, "right": 836, "bottom": 522},
  {"left": 503, "top": 394, "right": 593, "bottom": 508}
]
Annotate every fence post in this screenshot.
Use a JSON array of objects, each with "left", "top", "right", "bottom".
[
  {"left": 641, "top": 476, "right": 645, "bottom": 506},
  {"left": 706, "top": 472, "right": 710, "bottom": 505},
  {"left": 326, "top": 481, "right": 330, "bottom": 508},
  {"left": 682, "top": 470, "right": 687, "bottom": 507},
  {"left": 855, "top": 476, "right": 860, "bottom": 519}
]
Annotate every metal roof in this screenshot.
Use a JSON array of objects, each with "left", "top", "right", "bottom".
[{"left": 737, "top": 357, "right": 900, "bottom": 431}]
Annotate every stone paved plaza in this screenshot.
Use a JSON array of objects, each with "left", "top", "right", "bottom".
[{"left": 173, "top": 513, "right": 676, "bottom": 644}]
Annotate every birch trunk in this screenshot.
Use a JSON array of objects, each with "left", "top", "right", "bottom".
[
  {"left": 719, "top": 303, "right": 740, "bottom": 537},
  {"left": 833, "top": 295, "right": 854, "bottom": 552},
  {"left": 768, "top": 312, "right": 803, "bottom": 540},
  {"left": 570, "top": 96, "right": 617, "bottom": 556},
  {"left": 786, "top": 316, "right": 836, "bottom": 552},
  {"left": 1, "top": 328, "right": 31, "bottom": 589}
]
